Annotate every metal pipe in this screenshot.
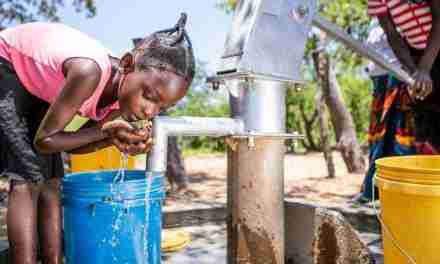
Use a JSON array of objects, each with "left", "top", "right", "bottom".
[
  {"left": 312, "top": 15, "right": 415, "bottom": 85},
  {"left": 228, "top": 79, "right": 286, "bottom": 264},
  {"left": 241, "top": 80, "right": 286, "bottom": 132},
  {"left": 147, "top": 116, "right": 244, "bottom": 172}
]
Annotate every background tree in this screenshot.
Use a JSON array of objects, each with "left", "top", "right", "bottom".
[
  {"left": 0, "top": 0, "right": 96, "bottom": 27},
  {"left": 313, "top": 50, "right": 336, "bottom": 178}
]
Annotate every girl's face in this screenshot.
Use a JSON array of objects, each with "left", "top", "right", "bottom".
[{"left": 117, "top": 54, "right": 189, "bottom": 122}]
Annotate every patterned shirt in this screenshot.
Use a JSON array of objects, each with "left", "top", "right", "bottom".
[{"left": 368, "top": 0, "right": 432, "bottom": 50}]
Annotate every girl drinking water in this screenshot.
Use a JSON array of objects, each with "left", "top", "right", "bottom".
[{"left": 0, "top": 13, "right": 195, "bottom": 264}]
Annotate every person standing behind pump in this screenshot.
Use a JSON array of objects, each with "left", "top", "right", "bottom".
[
  {"left": 351, "top": 25, "right": 416, "bottom": 204},
  {"left": 368, "top": 0, "right": 440, "bottom": 154}
]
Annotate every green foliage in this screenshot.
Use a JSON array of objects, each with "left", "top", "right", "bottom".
[
  {"left": 286, "top": 82, "right": 316, "bottom": 148},
  {"left": 319, "top": 0, "right": 371, "bottom": 70},
  {"left": 285, "top": 74, "right": 372, "bottom": 152},
  {"left": 170, "top": 61, "right": 229, "bottom": 153},
  {"left": 339, "top": 71, "right": 372, "bottom": 143},
  {"left": 0, "top": 0, "right": 97, "bottom": 27}
]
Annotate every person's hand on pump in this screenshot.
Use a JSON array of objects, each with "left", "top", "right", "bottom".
[{"left": 409, "top": 69, "right": 433, "bottom": 101}]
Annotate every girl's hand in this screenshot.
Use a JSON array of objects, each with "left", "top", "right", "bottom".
[
  {"left": 102, "top": 120, "right": 153, "bottom": 155},
  {"left": 410, "top": 69, "right": 433, "bottom": 101}
]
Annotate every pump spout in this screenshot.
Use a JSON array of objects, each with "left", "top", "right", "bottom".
[{"left": 146, "top": 116, "right": 244, "bottom": 172}]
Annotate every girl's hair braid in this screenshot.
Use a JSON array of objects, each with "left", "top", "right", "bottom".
[{"left": 133, "top": 13, "right": 195, "bottom": 83}]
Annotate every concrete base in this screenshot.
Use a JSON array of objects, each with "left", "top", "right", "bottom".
[
  {"left": 0, "top": 200, "right": 383, "bottom": 263},
  {"left": 163, "top": 224, "right": 383, "bottom": 264},
  {"left": 165, "top": 200, "right": 382, "bottom": 263},
  {"left": 163, "top": 199, "right": 380, "bottom": 233}
]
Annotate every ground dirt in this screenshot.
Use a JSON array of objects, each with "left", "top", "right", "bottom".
[{"left": 171, "top": 152, "right": 365, "bottom": 207}]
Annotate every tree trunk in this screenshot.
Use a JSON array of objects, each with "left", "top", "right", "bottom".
[
  {"left": 299, "top": 103, "right": 320, "bottom": 152},
  {"left": 312, "top": 50, "right": 365, "bottom": 173},
  {"left": 313, "top": 56, "right": 336, "bottom": 178},
  {"left": 159, "top": 112, "right": 188, "bottom": 191},
  {"left": 166, "top": 136, "right": 188, "bottom": 191}
]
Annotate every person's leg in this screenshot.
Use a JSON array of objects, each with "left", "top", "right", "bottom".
[
  {"left": 7, "top": 181, "right": 40, "bottom": 264},
  {"left": 357, "top": 75, "right": 387, "bottom": 202},
  {"left": 360, "top": 76, "right": 408, "bottom": 202},
  {"left": 30, "top": 100, "right": 64, "bottom": 264},
  {"left": 412, "top": 49, "right": 440, "bottom": 153},
  {"left": 0, "top": 59, "right": 58, "bottom": 263},
  {"left": 0, "top": 60, "right": 47, "bottom": 263},
  {"left": 166, "top": 136, "right": 188, "bottom": 191},
  {"left": 413, "top": 109, "right": 440, "bottom": 154},
  {"left": 38, "top": 178, "right": 63, "bottom": 264},
  {"left": 390, "top": 83, "right": 416, "bottom": 156}
]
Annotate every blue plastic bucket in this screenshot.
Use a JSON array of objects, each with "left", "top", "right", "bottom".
[{"left": 62, "top": 170, "right": 164, "bottom": 264}]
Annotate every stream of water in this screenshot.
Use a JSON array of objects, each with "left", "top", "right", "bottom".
[{"left": 109, "top": 153, "right": 156, "bottom": 263}]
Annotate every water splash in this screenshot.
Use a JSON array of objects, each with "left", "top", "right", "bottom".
[
  {"left": 143, "top": 171, "right": 154, "bottom": 262},
  {"left": 108, "top": 153, "right": 157, "bottom": 262},
  {"left": 113, "top": 153, "right": 129, "bottom": 183},
  {"left": 108, "top": 179, "right": 125, "bottom": 263}
]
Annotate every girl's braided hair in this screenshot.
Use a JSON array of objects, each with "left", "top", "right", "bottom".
[{"left": 132, "top": 13, "right": 195, "bottom": 83}]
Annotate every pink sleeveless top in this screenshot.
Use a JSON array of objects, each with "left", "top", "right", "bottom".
[{"left": 0, "top": 22, "right": 119, "bottom": 121}]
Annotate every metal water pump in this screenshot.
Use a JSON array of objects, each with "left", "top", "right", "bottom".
[{"left": 147, "top": 0, "right": 413, "bottom": 263}]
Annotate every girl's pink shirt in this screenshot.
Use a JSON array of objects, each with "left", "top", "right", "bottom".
[{"left": 0, "top": 22, "right": 119, "bottom": 121}]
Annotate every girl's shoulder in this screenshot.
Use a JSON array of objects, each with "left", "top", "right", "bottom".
[{"left": 1, "top": 22, "right": 112, "bottom": 63}]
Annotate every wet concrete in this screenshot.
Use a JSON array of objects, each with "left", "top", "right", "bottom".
[
  {"left": 0, "top": 224, "right": 383, "bottom": 264},
  {"left": 162, "top": 224, "right": 384, "bottom": 264},
  {"left": 162, "top": 224, "right": 227, "bottom": 264},
  {"left": 315, "top": 222, "right": 340, "bottom": 264},
  {"left": 240, "top": 223, "right": 278, "bottom": 263},
  {"left": 313, "top": 209, "right": 374, "bottom": 264}
]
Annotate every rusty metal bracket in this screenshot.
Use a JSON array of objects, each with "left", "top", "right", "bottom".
[
  {"left": 225, "top": 133, "right": 303, "bottom": 151},
  {"left": 225, "top": 137, "right": 239, "bottom": 152},
  {"left": 231, "top": 132, "right": 304, "bottom": 149},
  {"left": 206, "top": 73, "right": 305, "bottom": 90},
  {"left": 231, "top": 132, "right": 303, "bottom": 140}
]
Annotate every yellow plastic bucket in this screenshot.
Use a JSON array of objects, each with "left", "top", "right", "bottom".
[
  {"left": 375, "top": 155, "right": 440, "bottom": 264},
  {"left": 66, "top": 115, "right": 137, "bottom": 173},
  {"left": 71, "top": 147, "right": 136, "bottom": 172}
]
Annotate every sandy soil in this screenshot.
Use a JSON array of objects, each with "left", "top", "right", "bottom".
[{"left": 178, "top": 152, "right": 365, "bottom": 206}]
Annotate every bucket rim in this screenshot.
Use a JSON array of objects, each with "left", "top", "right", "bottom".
[
  {"left": 375, "top": 176, "right": 440, "bottom": 196},
  {"left": 376, "top": 155, "right": 440, "bottom": 175},
  {"left": 64, "top": 169, "right": 154, "bottom": 178},
  {"left": 63, "top": 170, "right": 161, "bottom": 186}
]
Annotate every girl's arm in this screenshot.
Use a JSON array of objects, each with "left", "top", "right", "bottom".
[
  {"left": 68, "top": 138, "right": 112, "bottom": 154},
  {"left": 67, "top": 111, "right": 150, "bottom": 155},
  {"left": 34, "top": 58, "right": 147, "bottom": 154},
  {"left": 66, "top": 112, "right": 118, "bottom": 154}
]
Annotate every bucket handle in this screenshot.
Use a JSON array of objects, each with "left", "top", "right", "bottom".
[{"left": 373, "top": 177, "right": 417, "bottom": 264}]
